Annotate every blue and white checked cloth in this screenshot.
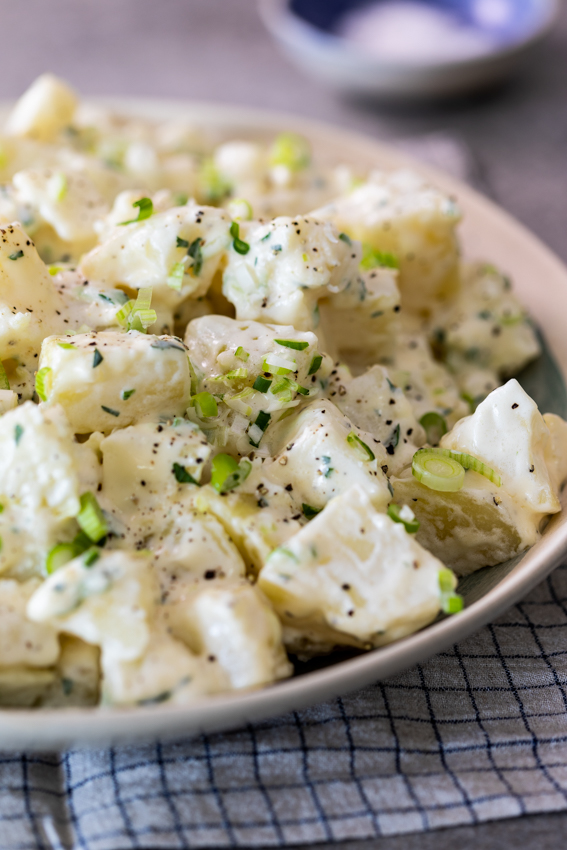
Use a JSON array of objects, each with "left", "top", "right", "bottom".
[{"left": 3, "top": 563, "right": 567, "bottom": 849}]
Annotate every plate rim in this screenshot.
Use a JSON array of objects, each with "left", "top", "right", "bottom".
[{"left": 1, "top": 96, "right": 567, "bottom": 750}]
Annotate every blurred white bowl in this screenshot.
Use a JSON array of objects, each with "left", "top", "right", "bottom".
[{"left": 258, "top": 0, "right": 559, "bottom": 99}]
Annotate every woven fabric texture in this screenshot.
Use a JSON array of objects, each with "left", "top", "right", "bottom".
[{"left": 2, "top": 563, "right": 567, "bottom": 849}]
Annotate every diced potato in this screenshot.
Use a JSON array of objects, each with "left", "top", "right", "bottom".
[
  {"left": 0, "top": 667, "right": 56, "bottom": 708},
  {"left": 184, "top": 314, "right": 330, "bottom": 456},
  {"left": 101, "top": 626, "right": 208, "bottom": 706},
  {"left": 27, "top": 550, "right": 156, "bottom": 663},
  {"left": 41, "top": 636, "right": 101, "bottom": 707},
  {"left": 264, "top": 400, "right": 391, "bottom": 512},
  {"left": 5, "top": 74, "right": 77, "bottom": 142},
  {"left": 389, "top": 328, "right": 469, "bottom": 428},
  {"left": 258, "top": 485, "right": 449, "bottom": 652},
  {"left": 39, "top": 330, "right": 191, "bottom": 433},
  {"left": 0, "top": 579, "right": 59, "bottom": 667},
  {"left": 100, "top": 419, "right": 211, "bottom": 521},
  {"left": 331, "top": 365, "right": 425, "bottom": 475},
  {"left": 0, "top": 222, "right": 67, "bottom": 361},
  {"left": 179, "top": 581, "right": 292, "bottom": 689},
  {"left": 392, "top": 468, "right": 531, "bottom": 575},
  {"left": 392, "top": 380, "right": 564, "bottom": 574},
  {"left": 544, "top": 413, "right": 567, "bottom": 493},
  {"left": 429, "top": 263, "right": 541, "bottom": 381},
  {"left": 312, "top": 169, "right": 461, "bottom": 314},
  {"left": 79, "top": 201, "right": 232, "bottom": 310},
  {"left": 12, "top": 168, "right": 108, "bottom": 247},
  {"left": 319, "top": 267, "right": 401, "bottom": 370},
  {"left": 222, "top": 215, "right": 361, "bottom": 330},
  {"left": 196, "top": 460, "right": 305, "bottom": 574}
]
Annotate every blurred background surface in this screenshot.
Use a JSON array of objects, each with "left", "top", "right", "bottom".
[{"left": 0, "top": 0, "right": 566, "bottom": 264}]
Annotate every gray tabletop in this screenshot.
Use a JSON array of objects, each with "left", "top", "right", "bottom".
[{"left": 2, "top": 0, "right": 567, "bottom": 846}]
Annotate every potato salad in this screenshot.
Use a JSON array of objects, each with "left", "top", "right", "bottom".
[{"left": 0, "top": 74, "right": 565, "bottom": 709}]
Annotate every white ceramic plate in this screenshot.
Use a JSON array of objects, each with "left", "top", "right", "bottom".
[{"left": 2, "top": 99, "right": 567, "bottom": 751}]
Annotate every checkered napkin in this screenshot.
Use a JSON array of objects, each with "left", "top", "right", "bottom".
[
  {"left": 2, "top": 563, "right": 567, "bottom": 849},
  {"left": 4, "top": 134, "right": 564, "bottom": 849}
]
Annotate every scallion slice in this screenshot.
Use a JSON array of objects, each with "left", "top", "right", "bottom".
[
  {"left": 419, "top": 412, "right": 448, "bottom": 446},
  {"left": 194, "top": 391, "right": 218, "bottom": 418},
  {"left": 347, "top": 431, "right": 375, "bottom": 461},
  {"left": 211, "top": 454, "right": 251, "bottom": 494},
  {"left": 387, "top": 503, "right": 420, "bottom": 533},
  {"left": 308, "top": 354, "right": 322, "bottom": 375},
  {"left": 262, "top": 352, "right": 295, "bottom": 374},
  {"left": 302, "top": 503, "right": 321, "bottom": 519},
  {"left": 222, "top": 368, "right": 248, "bottom": 380},
  {"left": 230, "top": 221, "right": 250, "bottom": 255},
  {"left": 172, "top": 463, "right": 199, "bottom": 485},
  {"left": 35, "top": 367, "right": 52, "bottom": 401},
  {"left": 274, "top": 339, "right": 309, "bottom": 351},
  {"left": 45, "top": 542, "right": 78, "bottom": 575},
  {"left": 188, "top": 237, "right": 204, "bottom": 276},
  {"left": 167, "top": 261, "right": 186, "bottom": 291},
  {"left": 77, "top": 492, "right": 108, "bottom": 543},
  {"left": 0, "top": 361, "right": 10, "bottom": 391},
  {"left": 227, "top": 198, "right": 253, "bottom": 221},
  {"left": 235, "top": 346, "right": 249, "bottom": 361},
  {"left": 119, "top": 197, "right": 153, "bottom": 226},
  {"left": 412, "top": 450, "right": 465, "bottom": 492},
  {"left": 413, "top": 447, "right": 501, "bottom": 490},
  {"left": 439, "top": 569, "right": 464, "bottom": 614},
  {"left": 269, "top": 132, "right": 311, "bottom": 171},
  {"left": 253, "top": 375, "right": 272, "bottom": 393},
  {"left": 360, "top": 245, "right": 399, "bottom": 271}
]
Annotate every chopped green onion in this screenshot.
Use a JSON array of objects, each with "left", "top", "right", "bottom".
[
  {"left": 384, "top": 424, "right": 400, "bottom": 455},
  {"left": 224, "top": 387, "right": 254, "bottom": 417},
  {"left": 227, "top": 198, "right": 253, "bottom": 221},
  {"left": 387, "top": 503, "right": 420, "bottom": 533},
  {"left": 346, "top": 431, "right": 375, "bottom": 461},
  {"left": 338, "top": 232, "right": 352, "bottom": 246},
  {"left": 101, "top": 405, "right": 120, "bottom": 417},
  {"left": 211, "top": 454, "right": 252, "bottom": 494},
  {"left": 49, "top": 172, "right": 67, "bottom": 202},
  {"left": 439, "top": 570, "right": 464, "bottom": 614},
  {"left": 14, "top": 424, "right": 23, "bottom": 445},
  {"left": 413, "top": 447, "right": 501, "bottom": 490},
  {"left": 194, "top": 391, "right": 218, "bottom": 418},
  {"left": 412, "top": 449, "right": 465, "bottom": 492},
  {"left": 176, "top": 236, "right": 189, "bottom": 249},
  {"left": 302, "top": 503, "right": 321, "bottom": 519},
  {"left": 8, "top": 250, "right": 24, "bottom": 261},
  {"left": 262, "top": 352, "right": 295, "bottom": 374},
  {"left": 35, "top": 367, "right": 52, "bottom": 401},
  {"left": 302, "top": 253, "right": 308, "bottom": 263},
  {"left": 150, "top": 339, "right": 185, "bottom": 351},
  {"left": 188, "top": 237, "right": 204, "bottom": 276},
  {"left": 84, "top": 548, "right": 100, "bottom": 568},
  {"left": 255, "top": 410, "right": 271, "bottom": 431},
  {"left": 198, "top": 158, "right": 231, "bottom": 203},
  {"left": 119, "top": 197, "right": 153, "bottom": 225},
  {"left": 230, "top": 221, "right": 250, "bottom": 255},
  {"left": 274, "top": 339, "right": 309, "bottom": 351},
  {"left": 253, "top": 376, "right": 272, "bottom": 393},
  {"left": 172, "top": 463, "right": 199, "bottom": 485},
  {"left": 46, "top": 542, "right": 78, "bottom": 575},
  {"left": 269, "top": 132, "right": 311, "bottom": 171},
  {"left": 443, "top": 594, "right": 464, "bottom": 614},
  {"left": 92, "top": 349, "right": 103, "bottom": 368},
  {"left": 360, "top": 245, "right": 399, "bottom": 271},
  {"left": 77, "top": 492, "right": 107, "bottom": 543},
  {"left": 222, "top": 368, "right": 247, "bottom": 380},
  {"left": 0, "top": 361, "right": 9, "bottom": 391},
  {"left": 167, "top": 261, "right": 186, "bottom": 291},
  {"left": 122, "top": 287, "right": 157, "bottom": 332},
  {"left": 308, "top": 354, "right": 322, "bottom": 375},
  {"left": 420, "top": 412, "right": 448, "bottom": 446},
  {"left": 235, "top": 346, "right": 249, "bottom": 361},
  {"left": 439, "top": 569, "right": 456, "bottom": 594},
  {"left": 48, "top": 265, "right": 61, "bottom": 276},
  {"left": 296, "top": 385, "right": 309, "bottom": 396},
  {"left": 121, "top": 388, "right": 135, "bottom": 401},
  {"left": 248, "top": 423, "right": 264, "bottom": 447},
  {"left": 57, "top": 342, "right": 75, "bottom": 349}
]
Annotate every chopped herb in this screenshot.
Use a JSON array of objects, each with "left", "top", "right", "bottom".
[
  {"left": 255, "top": 410, "right": 271, "bottom": 431},
  {"left": 14, "top": 424, "right": 23, "bottom": 445},
  {"left": 92, "top": 349, "right": 103, "bottom": 368},
  {"left": 83, "top": 548, "right": 100, "bottom": 567},
  {"left": 8, "top": 250, "right": 24, "bottom": 261},
  {"left": 387, "top": 503, "right": 420, "bottom": 533},
  {"left": 274, "top": 339, "right": 309, "bottom": 351},
  {"left": 269, "top": 132, "right": 311, "bottom": 171},
  {"left": 194, "top": 391, "right": 218, "bottom": 418},
  {"left": 272, "top": 244, "right": 282, "bottom": 253},
  {"left": 253, "top": 375, "right": 272, "bottom": 393},
  {"left": 172, "top": 463, "right": 199, "bottom": 485},
  {"left": 121, "top": 389, "right": 135, "bottom": 401},
  {"left": 211, "top": 454, "right": 251, "bottom": 493},
  {"left": 384, "top": 424, "right": 400, "bottom": 455},
  {"left": 222, "top": 368, "right": 248, "bottom": 380},
  {"left": 302, "top": 503, "right": 321, "bottom": 519},
  {"left": 45, "top": 542, "right": 78, "bottom": 575},
  {"left": 167, "top": 261, "right": 186, "bottom": 291},
  {"left": 360, "top": 245, "right": 399, "bottom": 271},
  {"left": 230, "top": 221, "right": 250, "bottom": 255},
  {"left": 35, "top": 366, "right": 52, "bottom": 401},
  {"left": 346, "top": 430, "right": 375, "bottom": 461},
  {"left": 188, "top": 237, "right": 204, "bottom": 276},
  {"left": 176, "top": 236, "right": 189, "bottom": 249},
  {"left": 77, "top": 492, "right": 107, "bottom": 543},
  {"left": 119, "top": 197, "right": 153, "bottom": 225},
  {"left": 57, "top": 342, "right": 75, "bottom": 349},
  {"left": 338, "top": 232, "right": 352, "bottom": 245},
  {"left": 101, "top": 405, "right": 120, "bottom": 417},
  {"left": 308, "top": 354, "right": 322, "bottom": 375},
  {"left": 235, "top": 346, "right": 249, "bottom": 361}
]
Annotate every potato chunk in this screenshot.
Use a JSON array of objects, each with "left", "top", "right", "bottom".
[
  {"left": 5, "top": 74, "right": 77, "bottom": 142},
  {"left": 39, "top": 330, "right": 191, "bottom": 433},
  {"left": 258, "top": 485, "right": 449, "bottom": 653}
]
